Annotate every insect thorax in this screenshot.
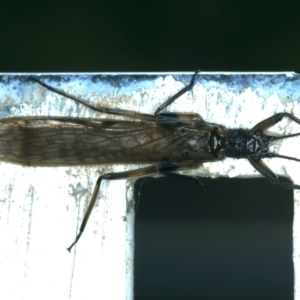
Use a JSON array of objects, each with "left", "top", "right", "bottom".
[{"left": 225, "top": 129, "right": 269, "bottom": 160}]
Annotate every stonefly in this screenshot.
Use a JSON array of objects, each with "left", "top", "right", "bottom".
[{"left": 0, "top": 71, "right": 299, "bottom": 251}]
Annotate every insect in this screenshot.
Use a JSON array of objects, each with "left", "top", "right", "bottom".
[{"left": 1, "top": 72, "right": 300, "bottom": 252}]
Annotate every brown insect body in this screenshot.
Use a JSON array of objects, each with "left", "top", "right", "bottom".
[{"left": 0, "top": 117, "right": 219, "bottom": 166}]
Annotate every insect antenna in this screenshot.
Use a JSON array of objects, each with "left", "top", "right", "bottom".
[
  {"left": 265, "top": 131, "right": 300, "bottom": 162},
  {"left": 268, "top": 132, "right": 300, "bottom": 141},
  {"left": 266, "top": 153, "right": 300, "bottom": 163}
]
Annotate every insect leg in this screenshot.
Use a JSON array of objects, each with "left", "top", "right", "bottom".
[
  {"left": 30, "top": 72, "right": 200, "bottom": 122},
  {"left": 248, "top": 155, "right": 300, "bottom": 189},
  {"left": 157, "top": 112, "right": 203, "bottom": 123},
  {"left": 67, "top": 161, "right": 200, "bottom": 252},
  {"left": 154, "top": 70, "right": 200, "bottom": 117},
  {"left": 29, "top": 76, "right": 156, "bottom": 122},
  {"left": 250, "top": 112, "right": 300, "bottom": 133}
]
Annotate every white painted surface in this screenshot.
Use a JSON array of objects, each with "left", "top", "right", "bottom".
[
  {"left": 0, "top": 168, "right": 130, "bottom": 299},
  {"left": 0, "top": 72, "right": 299, "bottom": 299}
]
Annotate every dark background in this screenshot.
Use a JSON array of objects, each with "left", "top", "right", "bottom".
[
  {"left": 1, "top": 1, "right": 300, "bottom": 72},
  {"left": 0, "top": 1, "right": 298, "bottom": 299}
]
